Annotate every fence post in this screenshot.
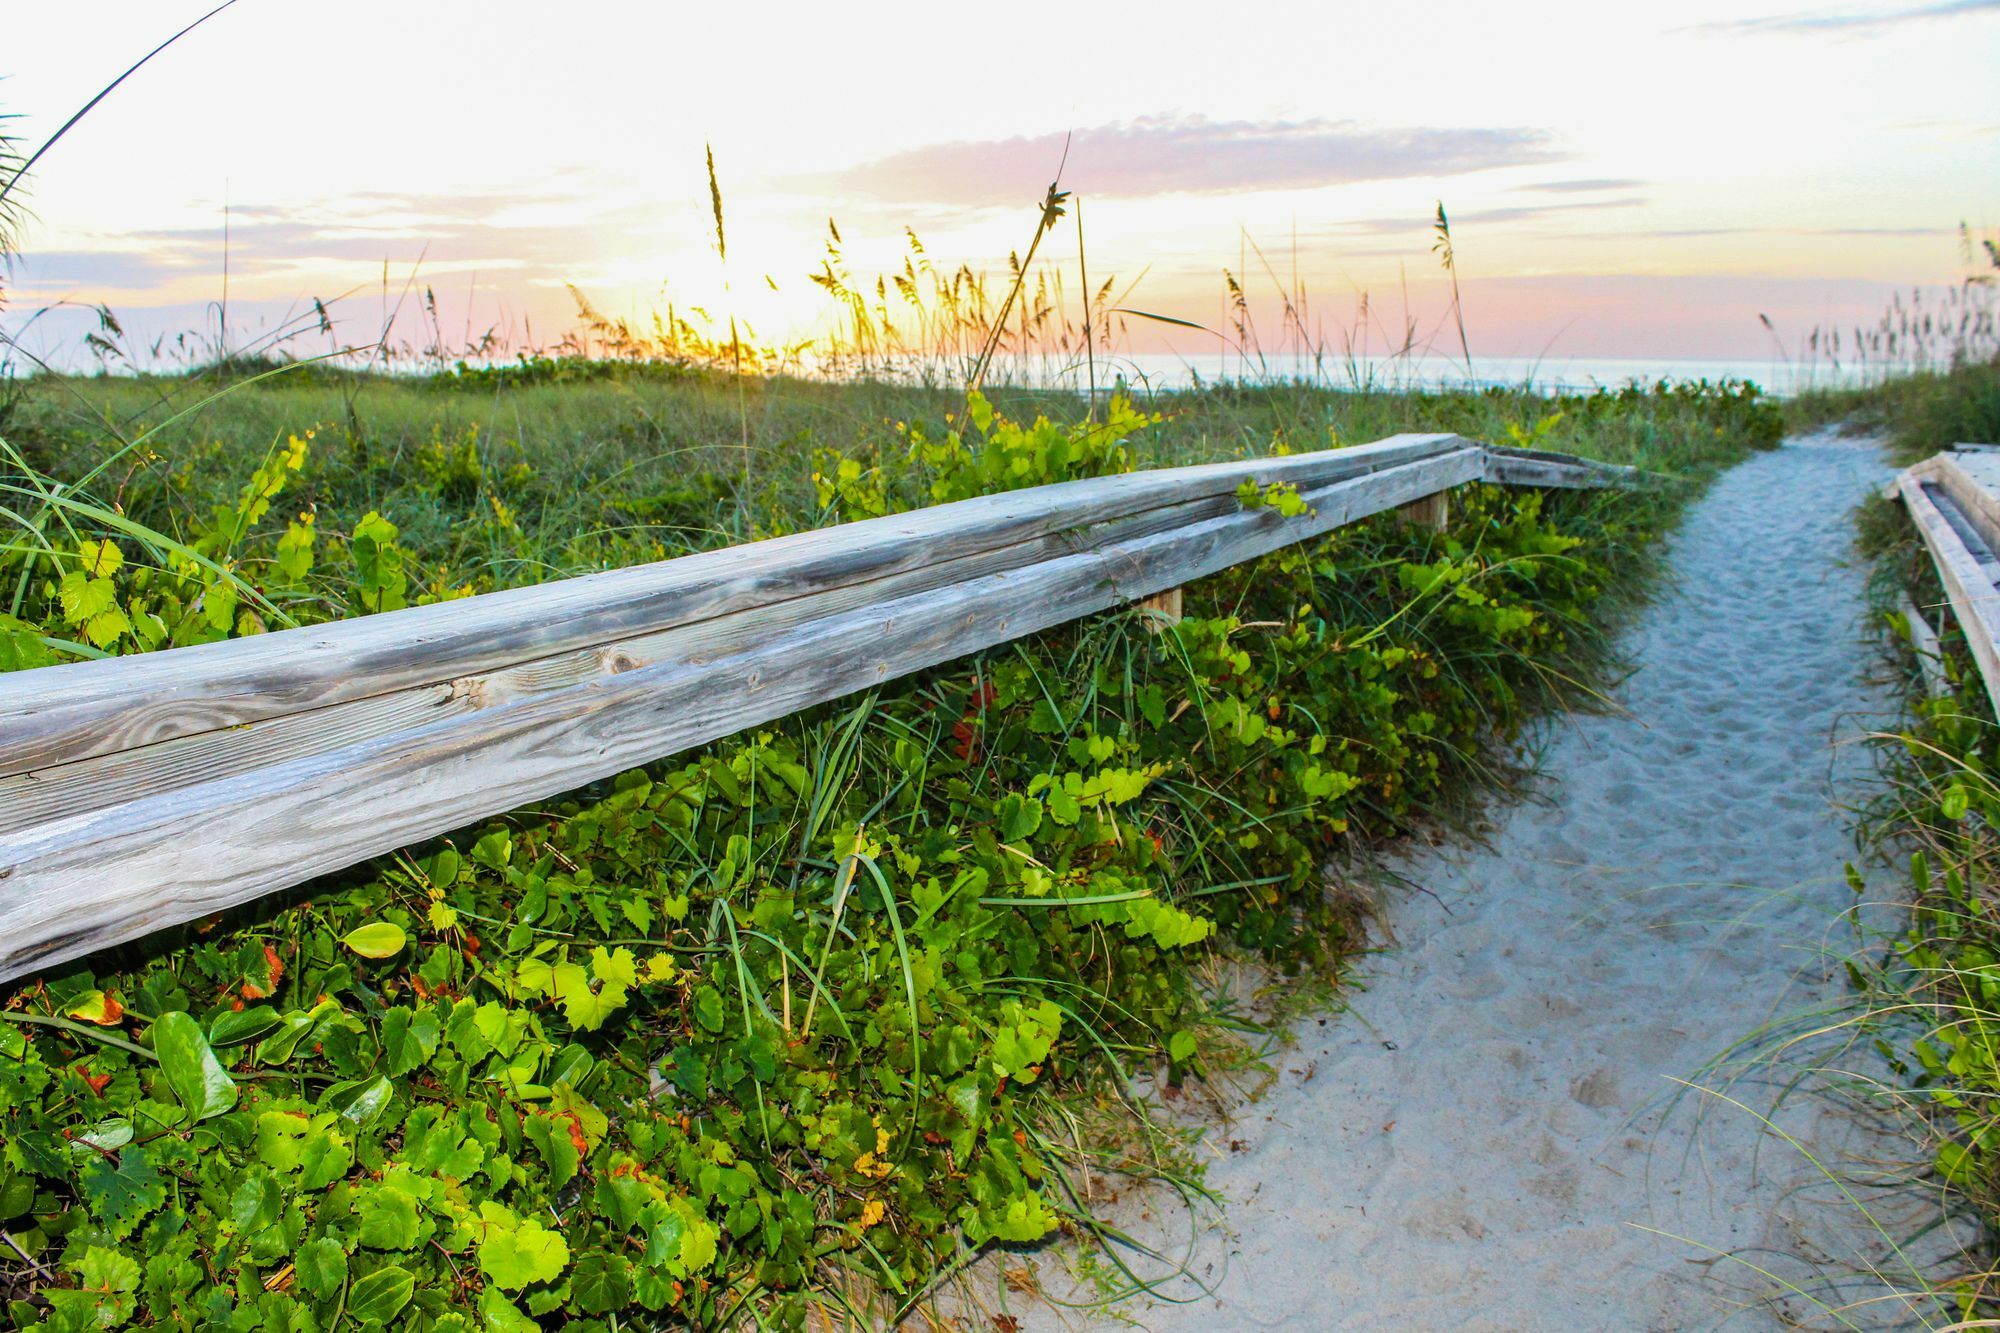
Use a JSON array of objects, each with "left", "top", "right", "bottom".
[
  {"left": 1136, "top": 587, "right": 1183, "bottom": 632},
  {"left": 1399, "top": 491, "right": 1450, "bottom": 530}
]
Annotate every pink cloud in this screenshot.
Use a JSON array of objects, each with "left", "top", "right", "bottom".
[{"left": 800, "top": 115, "right": 1565, "bottom": 207}]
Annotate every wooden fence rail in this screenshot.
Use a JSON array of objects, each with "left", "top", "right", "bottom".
[
  {"left": 1891, "top": 445, "right": 2000, "bottom": 715},
  {"left": 0, "top": 436, "right": 1633, "bottom": 981}
]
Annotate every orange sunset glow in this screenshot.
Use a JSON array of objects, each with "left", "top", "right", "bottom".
[{"left": 3, "top": 0, "right": 1996, "bottom": 380}]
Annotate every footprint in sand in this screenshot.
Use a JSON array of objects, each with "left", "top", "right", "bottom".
[{"left": 1569, "top": 1067, "right": 1621, "bottom": 1110}]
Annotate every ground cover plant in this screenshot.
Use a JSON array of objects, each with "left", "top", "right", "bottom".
[{"left": 0, "top": 370, "right": 1779, "bottom": 1328}]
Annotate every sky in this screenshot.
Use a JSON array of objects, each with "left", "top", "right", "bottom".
[{"left": 2, "top": 0, "right": 1997, "bottom": 375}]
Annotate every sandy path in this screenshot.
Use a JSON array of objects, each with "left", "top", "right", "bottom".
[{"left": 1088, "top": 433, "right": 1942, "bottom": 1330}]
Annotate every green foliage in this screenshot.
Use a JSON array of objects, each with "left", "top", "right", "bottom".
[
  {"left": 1791, "top": 357, "right": 2000, "bottom": 465},
  {"left": 151, "top": 1011, "right": 238, "bottom": 1124},
  {"left": 1235, "top": 477, "right": 1315, "bottom": 516},
  {"left": 812, "top": 388, "right": 1155, "bottom": 520},
  {"left": 341, "top": 922, "right": 407, "bottom": 959},
  {"left": 0, "top": 374, "right": 1770, "bottom": 1327},
  {"left": 346, "top": 510, "right": 410, "bottom": 615},
  {"left": 1854, "top": 670, "right": 2000, "bottom": 1318},
  {"left": 1839, "top": 357, "right": 2000, "bottom": 1320},
  {"left": 78, "top": 1148, "right": 164, "bottom": 1241},
  {"left": 476, "top": 1203, "right": 571, "bottom": 1291}
]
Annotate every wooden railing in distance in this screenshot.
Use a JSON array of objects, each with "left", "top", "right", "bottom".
[
  {"left": 0, "top": 437, "right": 1635, "bottom": 981},
  {"left": 1892, "top": 445, "right": 2000, "bottom": 714}
]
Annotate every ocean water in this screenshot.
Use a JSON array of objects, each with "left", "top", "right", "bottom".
[{"left": 984, "top": 351, "right": 1875, "bottom": 399}]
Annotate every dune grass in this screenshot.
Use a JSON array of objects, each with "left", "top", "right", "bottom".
[
  {"left": 3, "top": 367, "right": 1774, "bottom": 600},
  {"left": 1789, "top": 358, "right": 2000, "bottom": 466}
]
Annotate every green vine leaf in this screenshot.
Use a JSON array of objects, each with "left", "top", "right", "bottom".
[
  {"left": 346, "top": 1264, "right": 417, "bottom": 1325},
  {"left": 294, "top": 1235, "right": 349, "bottom": 1299},
  {"left": 43, "top": 1247, "right": 141, "bottom": 1327},
  {"left": 379, "top": 1004, "right": 442, "bottom": 1076},
  {"left": 79, "top": 1144, "right": 165, "bottom": 1239},
  {"left": 570, "top": 1248, "right": 633, "bottom": 1314},
  {"left": 341, "top": 921, "right": 408, "bottom": 959},
  {"left": 476, "top": 1201, "right": 570, "bottom": 1291},
  {"left": 152, "top": 1010, "right": 238, "bottom": 1123},
  {"left": 523, "top": 1113, "right": 581, "bottom": 1191},
  {"left": 641, "top": 1196, "right": 720, "bottom": 1279},
  {"left": 995, "top": 792, "right": 1043, "bottom": 843},
  {"left": 354, "top": 1173, "right": 426, "bottom": 1250},
  {"left": 0, "top": 613, "right": 58, "bottom": 671}
]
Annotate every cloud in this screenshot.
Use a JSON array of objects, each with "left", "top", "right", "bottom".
[
  {"left": 12, "top": 249, "right": 211, "bottom": 292},
  {"left": 1573, "top": 223, "right": 1945, "bottom": 241},
  {"left": 803, "top": 115, "right": 1565, "bottom": 207},
  {"left": 1517, "top": 178, "right": 1647, "bottom": 194},
  {"left": 1687, "top": 0, "right": 1998, "bottom": 37},
  {"left": 1886, "top": 117, "right": 2000, "bottom": 138},
  {"left": 1809, "top": 225, "right": 1949, "bottom": 235},
  {"left": 8, "top": 184, "right": 673, "bottom": 299},
  {"left": 1319, "top": 196, "right": 1647, "bottom": 238}
]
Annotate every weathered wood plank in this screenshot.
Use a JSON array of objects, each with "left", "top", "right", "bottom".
[
  {"left": 1921, "top": 478, "right": 2000, "bottom": 586},
  {"left": 0, "top": 449, "right": 1484, "bottom": 979},
  {"left": 0, "top": 484, "right": 1272, "bottom": 836},
  {"left": 1916, "top": 452, "right": 2000, "bottom": 555},
  {"left": 1897, "top": 590, "right": 1950, "bottom": 699},
  {"left": 1898, "top": 474, "right": 2000, "bottom": 717},
  {"left": 1480, "top": 445, "right": 1639, "bottom": 491},
  {"left": 0, "top": 434, "right": 1472, "bottom": 778}
]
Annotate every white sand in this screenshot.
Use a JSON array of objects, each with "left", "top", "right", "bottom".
[{"left": 1061, "top": 433, "right": 1957, "bottom": 1330}]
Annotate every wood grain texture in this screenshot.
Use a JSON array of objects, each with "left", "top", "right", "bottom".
[
  {"left": 1134, "top": 587, "right": 1184, "bottom": 632},
  {"left": 0, "top": 433, "right": 1473, "bottom": 778},
  {"left": 1898, "top": 590, "right": 1950, "bottom": 699},
  {"left": 1397, "top": 491, "right": 1450, "bottom": 530},
  {"left": 1914, "top": 452, "right": 2000, "bottom": 554},
  {"left": 1899, "top": 474, "right": 2000, "bottom": 718},
  {"left": 0, "top": 448, "right": 1488, "bottom": 979},
  {"left": 0, "top": 483, "right": 1277, "bottom": 836},
  {"left": 1479, "top": 446, "right": 1637, "bottom": 491}
]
